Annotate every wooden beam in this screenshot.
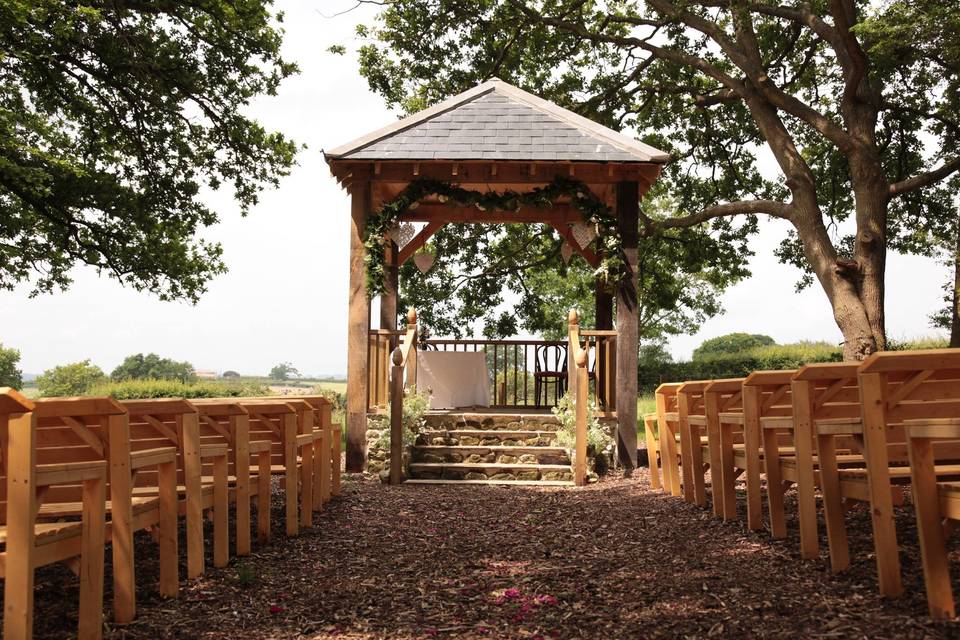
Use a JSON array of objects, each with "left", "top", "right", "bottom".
[
  {"left": 329, "top": 160, "right": 663, "bottom": 187},
  {"left": 380, "top": 240, "right": 399, "bottom": 332},
  {"left": 399, "top": 205, "right": 583, "bottom": 225},
  {"left": 549, "top": 223, "right": 600, "bottom": 268},
  {"left": 615, "top": 180, "right": 640, "bottom": 471},
  {"left": 397, "top": 221, "right": 444, "bottom": 265},
  {"left": 346, "top": 181, "right": 371, "bottom": 472}
]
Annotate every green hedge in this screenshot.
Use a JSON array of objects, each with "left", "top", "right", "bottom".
[
  {"left": 639, "top": 342, "right": 842, "bottom": 393},
  {"left": 86, "top": 379, "right": 270, "bottom": 400}
]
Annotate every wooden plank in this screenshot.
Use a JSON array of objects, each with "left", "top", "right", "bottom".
[
  {"left": 390, "top": 354, "right": 404, "bottom": 485},
  {"left": 157, "top": 458, "right": 178, "bottom": 597},
  {"left": 212, "top": 453, "right": 228, "bottom": 568},
  {"left": 644, "top": 415, "right": 661, "bottom": 491},
  {"left": 791, "top": 378, "right": 820, "bottom": 560},
  {"left": 677, "top": 388, "right": 696, "bottom": 504},
  {"left": 60, "top": 415, "right": 105, "bottom": 457},
  {"left": 78, "top": 471, "right": 106, "bottom": 640},
  {"left": 615, "top": 180, "right": 639, "bottom": 470},
  {"left": 179, "top": 412, "right": 205, "bottom": 579},
  {"left": 907, "top": 434, "right": 956, "bottom": 618},
  {"left": 233, "top": 414, "right": 251, "bottom": 556},
  {"left": 347, "top": 180, "right": 371, "bottom": 472},
  {"left": 705, "top": 389, "right": 724, "bottom": 517},
  {"left": 105, "top": 413, "right": 136, "bottom": 623},
  {"left": 3, "top": 412, "right": 37, "bottom": 640},
  {"left": 742, "top": 385, "right": 764, "bottom": 531},
  {"left": 817, "top": 431, "right": 850, "bottom": 572},
  {"left": 257, "top": 450, "right": 271, "bottom": 543},
  {"left": 283, "top": 413, "right": 299, "bottom": 536},
  {"left": 858, "top": 371, "right": 904, "bottom": 597}
]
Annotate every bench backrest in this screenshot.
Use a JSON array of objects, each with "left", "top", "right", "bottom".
[
  {"left": 121, "top": 399, "right": 201, "bottom": 488},
  {"left": 0, "top": 388, "right": 36, "bottom": 524}
]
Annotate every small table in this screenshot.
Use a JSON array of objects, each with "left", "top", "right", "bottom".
[{"left": 416, "top": 351, "right": 491, "bottom": 409}]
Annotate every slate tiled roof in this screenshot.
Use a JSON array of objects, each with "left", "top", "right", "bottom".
[{"left": 325, "top": 79, "right": 669, "bottom": 164}]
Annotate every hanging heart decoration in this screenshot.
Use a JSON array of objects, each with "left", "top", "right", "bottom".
[
  {"left": 414, "top": 249, "right": 436, "bottom": 274},
  {"left": 387, "top": 222, "right": 416, "bottom": 249},
  {"left": 571, "top": 222, "right": 597, "bottom": 248},
  {"left": 561, "top": 242, "right": 573, "bottom": 264}
]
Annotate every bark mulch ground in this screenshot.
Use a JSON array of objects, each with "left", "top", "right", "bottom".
[{"left": 23, "top": 470, "right": 960, "bottom": 639}]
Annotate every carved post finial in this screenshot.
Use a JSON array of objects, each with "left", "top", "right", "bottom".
[
  {"left": 568, "top": 308, "right": 579, "bottom": 325},
  {"left": 391, "top": 347, "right": 404, "bottom": 367},
  {"left": 575, "top": 347, "right": 588, "bottom": 368},
  {"left": 407, "top": 307, "right": 418, "bottom": 325}
]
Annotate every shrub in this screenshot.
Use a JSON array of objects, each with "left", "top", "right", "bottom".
[
  {"left": 370, "top": 386, "right": 430, "bottom": 451},
  {"left": 552, "top": 392, "right": 613, "bottom": 454},
  {"left": 86, "top": 378, "right": 270, "bottom": 399},
  {"left": 312, "top": 386, "right": 345, "bottom": 413},
  {"left": 639, "top": 341, "right": 842, "bottom": 393},
  {"left": 111, "top": 353, "right": 195, "bottom": 383},
  {"left": 37, "top": 360, "right": 107, "bottom": 396},
  {"left": 0, "top": 343, "right": 23, "bottom": 389},
  {"left": 692, "top": 333, "right": 776, "bottom": 360}
]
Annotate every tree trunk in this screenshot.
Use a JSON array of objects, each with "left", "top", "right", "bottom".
[{"left": 951, "top": 219, "right": 960, "bottom": 348}]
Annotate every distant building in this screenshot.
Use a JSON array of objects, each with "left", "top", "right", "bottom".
[{"left": 194, "top": 370, "right": 218, "bottom": 379}]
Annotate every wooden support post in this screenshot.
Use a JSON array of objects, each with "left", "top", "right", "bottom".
[
  {"left": 283, "top": 412, "right": 299, "bottom": 536},
  {"left": 78, "top": 472, "right": 106, "bottom": 640},
  {"left": 615, "top": 181, "right": 640, "bottom": 470},
  {"left": 4, "top": 412, "right": 37, "bottom": 640},
  {"left": 234, "top": 414, "right": 251, "bottom": 555},
  {"left": 106, "top": 413, "right": 136, "bottom": 623},
  {"left": 179, "top": 412, "right": 204, "bottom": 579},
  {"left": 742, "top": 385, "right": 764, "bottom": 531},
  {"left": 213, "top": 453, "right": 228, "bottom": 567},
  {"left": 390, "top": 348, "right": 405, "bottom": 485},
  {"left": 567, "top": 309, "right": 579, "bottom": 398},
  {"left": 405, "top": 308, "right": 418, "bottom": 388},
  {"left": 791, "top": 379, "right": 819, "bottom": 560},
  {"left": 157, "top": 458, "right": 179, "bottom": 596},
  {"left": 595, "top": 277, "right": 614, "bottom": 411},
  {"left": 257, "top": 450, "right": 271, "bottom": 543},
  {"left": 575, "top": 348, "right": 589, "bottom": 486},
  {"left": 347, "top": 181, "right": 372, "bottom": 472}
]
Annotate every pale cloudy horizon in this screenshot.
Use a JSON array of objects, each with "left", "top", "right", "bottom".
[{"left": 0, "top": 1, "right": 949, "bottom": 378}]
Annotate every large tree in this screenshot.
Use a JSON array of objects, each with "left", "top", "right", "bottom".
[
  {"left": 353, "top": 0, "right": 960, "bottom": 359},
  {"left": 0, "top": 1, "right": 297, "bottom": 301}
]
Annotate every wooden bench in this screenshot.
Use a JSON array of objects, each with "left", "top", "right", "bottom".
[
  {"left": 121, "top": 399, "right": 232, "bottom": 577},
  {"left": 654, "top": 383, "right": 683, "bottom": 497},
  {"left": 1, "top": 388, "right": 107, "bottom": 640},
  {"left": 226, "top": 400, "right": 314, "bottom": 536},
  {"left": 905, "top": 416, "right": 960, "bottom": 618},
  {"left": 33, "top": 396, "right": 179, "bottom": 624},
  {"left": 817, "top": 349, "right": 960, "bottom": 599}
]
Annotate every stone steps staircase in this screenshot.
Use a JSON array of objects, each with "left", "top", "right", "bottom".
[{"left": 406, "top": 411, "right": 575, "bottom": 485}]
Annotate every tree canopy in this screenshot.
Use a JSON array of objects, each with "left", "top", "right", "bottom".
[
  {"left": 0, "top": 1, "right": 297, "bottom": 302},
  {"left": 0, "top": 342, "right": 22, "bottom": 388},
  {"left": 350, "top": 0, "right": 960, "bottom": 358},
  {"left": 269, "top": 361, "right": 299, "bottom": 381},
  {"left": 110, "top": 353, "right": 195, "bottom": 383}
]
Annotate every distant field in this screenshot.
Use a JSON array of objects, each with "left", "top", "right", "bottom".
[{"left": 313, "top": 381, "right": 346, "bottom": 394}]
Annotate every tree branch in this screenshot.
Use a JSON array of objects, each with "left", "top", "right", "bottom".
[
  {"left": 641, "top": 200, "right": 792, "bottom": 234},
  {"left": 888, "top": 156, "right": 960, "bottom": 197}
]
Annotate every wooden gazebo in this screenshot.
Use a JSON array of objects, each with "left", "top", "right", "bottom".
[{"left": 326, "top": 79, "right": 668, "bottom": 474}]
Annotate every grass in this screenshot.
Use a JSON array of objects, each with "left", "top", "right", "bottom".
[{"left": 636, "top": 393, "right": 655, "bottom": 442}]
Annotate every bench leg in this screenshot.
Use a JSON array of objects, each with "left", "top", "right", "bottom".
[
  {"left": 300, "top": 442, "right": 313, "bottom": 528},
  {"left": 645, "top": 422, "right": 661, "bottom": 491},
  {"left": 235, "top": 446, "right": 251, "bottom": 557},
  {"left": 79, "top": 475, "right": 106, "bottom": 640},
  {"left": 213, "top": 455, "right": 229, "bottom": 568},
  {"left": 909, "top": 438, "right": 956, "bottom": 618},
  {"left": 763, "top": 430, "right": 787, "bottom": 539},
  {"left": 818, "top": 434, "right": 850, "bottom": 573},
  {"left": 332, "top": 429, "right": 342, "bottom": 496},
  {"left": 157, "top": 460, "right": 179, "bottom": 597},
  {"left": 257, "top": 452, "right": 271, "bottom": 543}
]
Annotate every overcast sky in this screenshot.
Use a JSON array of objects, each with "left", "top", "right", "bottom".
[{"left": 0, "top": 1, "right": 949, "bottom": 377}]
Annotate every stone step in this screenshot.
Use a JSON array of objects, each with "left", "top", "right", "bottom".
[
  {"left": 423, "top": 412, "right": 560, "bottom": 432},
  {"left": 418, "top": 430, "right": 560, "bottom": 448},
  {"left": 412, "top": 445, "right": 570, "bottom": 465},
  {"left": 404, "top": 478, "right": 575, "bottom": 487},
  {"left": 408, "top": 462, "right": 574, "bottom": 483}
]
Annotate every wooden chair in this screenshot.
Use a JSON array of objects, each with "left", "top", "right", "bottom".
[
  {"left": 33, "top": 397, "right": 179, "bottom": 624},
  {"left": 121, "top": 399, "right": 231, "bottom": 576},
  {"left": 654, "top": 383, "right": 682, "bottom": 497},
  {"left": 701, "top": 379, "right": 745, "bottom": 519},
  {"left": 642, "top": 412, "right": 661, "bottom": 491},
  {"left": 817, "top": 349, "right": 960, "bottom": 599},
  {"left": 905, "top": 416, "right": 960, "bottom": 618},
  {"left": 534, "top": 343, "right": 567, "bottom": 407},
  {"left": 715, "top": 383, "right": 747, "bottom": 522},
  {"left": 281, "top": 395, "right": 336, "bottom": 510},
  {"left": 1, "top": 389, "right": 107, "bottom": 640}
]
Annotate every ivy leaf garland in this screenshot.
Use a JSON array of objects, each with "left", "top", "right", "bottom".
[{"left": 363, "top": 176, "right": 624, "bottom": 297}]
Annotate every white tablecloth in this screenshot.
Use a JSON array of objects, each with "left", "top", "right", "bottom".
[{"left": 416, "top": 351, "right": 491, "bottom": 409}]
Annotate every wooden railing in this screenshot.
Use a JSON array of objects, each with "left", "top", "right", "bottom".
[{"left": 369, "top": 312, "right": 616, "bottom": 414}]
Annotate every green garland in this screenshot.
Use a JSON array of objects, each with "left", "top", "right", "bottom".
[{"left": 363, "top": 176, "right": 624, "bottom": 298}]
